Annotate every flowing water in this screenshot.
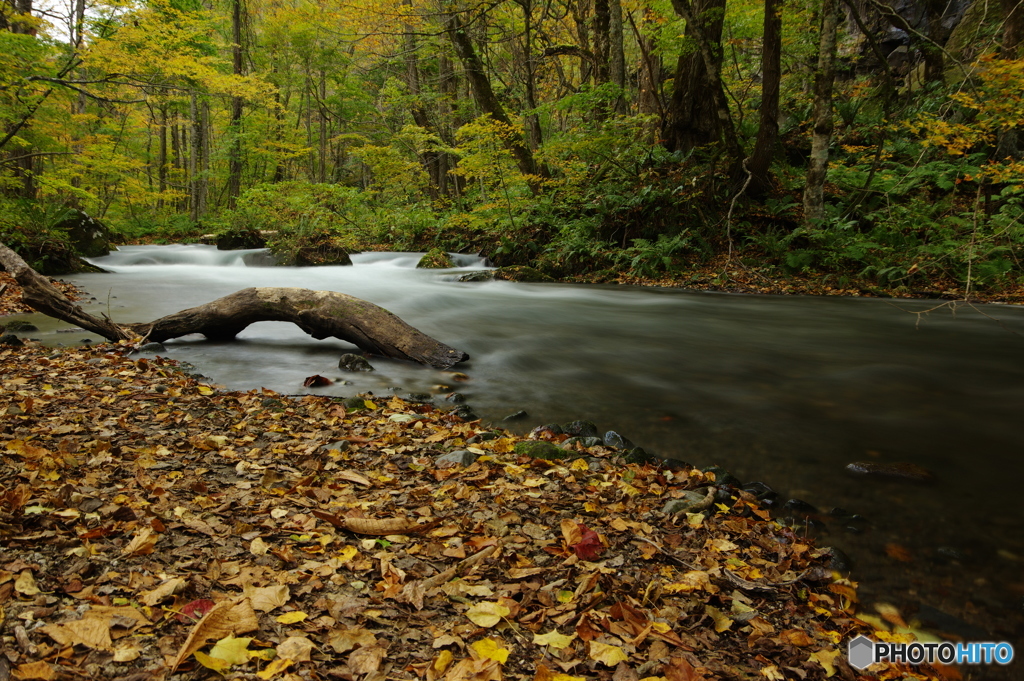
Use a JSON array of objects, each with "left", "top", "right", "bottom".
[{"left": 17, "top": 245, "right": 1024, "bottom": 661}]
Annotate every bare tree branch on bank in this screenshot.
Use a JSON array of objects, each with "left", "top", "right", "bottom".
[{"left": 0, "top": 242, "right": 469, "bottom": 370}]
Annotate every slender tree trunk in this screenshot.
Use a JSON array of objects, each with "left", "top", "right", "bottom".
[
  {"left": 593, "top": 0, "right": 611, "bottom": 85},
  {"left": 404, "top": 6, "right": 443, "bottom": 199},
  {"left": 803, "top": 0, "right": 839, "bottom": 224},
  {"left": 158, "top": 107, "right": 168, "bottom": 209},
  {"left": 747, "top": 0, "right": 782, "bottom": 195},
  {"left": 227, "top": 0, "right": 244, "bottom": 207},
  {"left": 444, "top": 8, "right": 539, "bottom": 180},
  {"left": 609, "top": 0, "right": 627, "bottom": 114},
  {"left": 189, "top": 94, "right": 209, "bottom": 222}
]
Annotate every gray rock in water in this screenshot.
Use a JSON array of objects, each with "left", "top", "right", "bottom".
[
  {"left": 338, "top": 354, "right": 374, "bottom": 372},
  {"left": 0, "top": 334, "right": 24, "bottom": 347},
  {"left": 564, "top": 420, "right": 599, "bottom": 438},
  {"left": 603, "top": 431, "right": 634, "bottom": 449},
  {"left": 503, "top": 410, "right": 529, "bottom": 421},
  {"left": 514, "top": 440, "right": 570, "bottom": 460},
  {"left": 445, "top": 392, "right": 466, "bottom": 403},
  {"left": 530, "top": 424, "right": 563, "bottom": 438},
  {"left": 846, "top": 461, "right": 934, "bottom": 482},
  {"left": 458, "top": 270, "right": 495, "bottom": 283},
  {"left": 137, "top": 342, "right": 167, "bottom": 353},
  {"left": 4, "top": 320, "right": 38, "bottom": 332},
  {"left": 436, "top": 449, "right": 477, "bottom": 467}
]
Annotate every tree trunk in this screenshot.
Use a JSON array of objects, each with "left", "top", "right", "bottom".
[
  {"left": 0, "top": 242, "right": 468, "bottom": 369},
  {"left": 663, "top": 0, "right": 742, "bottom": 164},
  {"left": 445, "top": 8, "right": 539, "bottom": 180},
  {"left": 747, "top": 0, "right": 782, "bottom": 195},
  {"left": 803, "top": 0, "right": 839, "bottom": 224},
  {"left": 609, "top": 0, "right": 627, "bottom": 114},
  {"left": 226, "top": 0, "right": 244, "bottom": 208}
]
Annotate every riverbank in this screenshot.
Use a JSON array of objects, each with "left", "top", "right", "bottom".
[{"left": 0, "top": 342, "right": 947, "bottom": 680}]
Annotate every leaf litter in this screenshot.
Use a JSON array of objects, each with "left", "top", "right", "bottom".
[{"left": 0, "top": 343, "right": 948, "bottom": 680}]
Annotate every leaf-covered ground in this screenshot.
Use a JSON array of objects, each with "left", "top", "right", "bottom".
[{"left": 0, "top": 342, "right": 950, "bottom": 681}]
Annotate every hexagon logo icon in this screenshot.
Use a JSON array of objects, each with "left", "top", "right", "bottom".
[{"left": 848, "top": 635, "right": 875, "bottom": 670}]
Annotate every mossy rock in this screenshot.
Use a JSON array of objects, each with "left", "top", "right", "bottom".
[
  {"left": 217, "top": 228, "right": 266, "bottom": 250},
  {"left": 514, "top": 440, "right": 571, "bottom": 460},
  {"left": 494, "top": 266, "right": 555, "bottom": 283},
  {"left": 416, "top": 248, "right": 455, "bottom": 269}
]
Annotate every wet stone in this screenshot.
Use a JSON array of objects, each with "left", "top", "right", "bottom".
[
  {"left": 445, "top": 393, "right": 467, "bottom": 404},
  {"left": 663, "top": 489, "right": 712, "bottom": 515},
  {"left": 338, "top": 354, "right": 374, "bottom": 372},
  {"left": 603, "top": 431, "right": 634, "bottom": 449},
  {"left": 514, "top": 440, "right": 569, "bottom": 460},
  {"left": 742, "top": 482, "right": 775, "bottom": 499},
  {"left": 137, "top": 342, "right": 167, "bottom": 353},
  {"left": 783, "top": 498, "right": 818, "bottom": 515},
  {"left": 846, "top": 461, "right": 934, "bottom": 482},
  {"left": 0, "top": 334, "right": 24, "bottom": 347},
  {"left": 561, "top": 436, "right": 603, "bottom": 449},
  {"left": 452, "top": 406, "right": 478, "bottom": 421},
  {"left": 703, "top": 466, "right": 740, "bottom": 488},
  {"left": 563, "top": 420, "right": 599, "bottom": 438},
  {"left": 4, "top": 320, "right": 38, "bottom": 332},
  {"left": 530, "top": 424, "right": 562, "bottom": 438},
  {"left": 436, "top": 449, "right": 477, "bottom": 467},
  {"left": 503, "top": 410, "right": 529, "bottom": 421}
]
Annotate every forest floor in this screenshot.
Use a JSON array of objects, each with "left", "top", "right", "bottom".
[{"left": 0, "top": 331, "right": 951, "bottom": 681}]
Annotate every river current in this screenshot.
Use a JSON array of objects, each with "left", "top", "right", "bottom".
[{"left": 19, "top": 244, "right": 1024, "bottom": 659}]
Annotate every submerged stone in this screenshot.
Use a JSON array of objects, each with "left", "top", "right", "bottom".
[
  {"left": 338, "top": 354, "right": 374, "bottom": 372},
  {"left": 846, "top": 461, "right": 934, "bottom": 482},
  {"left": 603, "top": 431, "right": 634, "bottom": 449},
  {"left": 416, "top": 248, "right": 455, "bottom": 269}
]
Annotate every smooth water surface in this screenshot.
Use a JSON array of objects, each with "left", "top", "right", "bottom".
[{"left": 21, "top": 245, "right": 1024, "bottom": 652}]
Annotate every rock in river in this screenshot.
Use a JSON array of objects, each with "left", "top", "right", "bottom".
[
  {"left": 338, "top": 354, "right": 374, "bottom": 372},
  {"left": 846, "top": 461, "right": 934, "bottom": 482}
]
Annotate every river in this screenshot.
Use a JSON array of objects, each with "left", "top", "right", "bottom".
[{"left": 20, "top": 244, "right": 1024, "bottom": 664}]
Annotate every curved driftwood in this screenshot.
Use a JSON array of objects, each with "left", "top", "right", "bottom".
[
  {"left": 0, "top": 241, "right": 468, "bottom": 369},
  {"left": 124, "top": 287, "right": 468, "bottom": 369}
]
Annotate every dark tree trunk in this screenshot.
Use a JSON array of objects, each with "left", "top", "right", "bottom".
[
  {"left": 747, "top": 0, "right": 782, "bottom": 195},
  {"left": 663, "top": 0, "right": 742, "bottom": 166}
]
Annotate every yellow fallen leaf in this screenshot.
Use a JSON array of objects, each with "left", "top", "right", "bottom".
[
  {"left": 194, "top": 650, "right": 233, "bottom": 674},
  {"left": 250, "top": 537, "right": 270, "bottom": 556},
  {"left": 209, "top": 636, "right": 253, "bottom": 665},
  {"left": 277, "top": 636, "right": 315, "bottom": 662},
  {"left": 13, "top": 661, "right": 56, "bottom": 680},
  {"left": 198, "top": 386, "right": 215, "bottom": 396},
  {"left": 759, "top": 665, "right": 785, "bottom": 680},
  {"left": 532, "top": 630, "right": 577, "bottom": 649},
  {"left": 472, "top": 637, "right": 510, "bottom": 663},
  {"left": 256, "top": 657, "right": 293, "bottom": 680},
  {"left": 465, "top": 601, "right": 510, "bottom": 628},
  {"left": 275, "top": 611, "right": 308, "bottom": 624},
  {"left": 589, "top": 641, "right": 628, "bottom": 666},
  {"left": 808, "top": 648, "right": 840, "bottom": 677},
  {"left": 433, "top": 649, "right": 454, "bottom": 674},
  {"left": 705, "top": 605, "right": 733, "bottom": 632}
]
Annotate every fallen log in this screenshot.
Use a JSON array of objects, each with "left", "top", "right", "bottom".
[
  {"left": 0, "top": 241, "right": 132, "bottom": 341},
  {"left": 0, "top": 241, "right": 469, "bottom": 369},
  {"left": 123, "top": 287, "right": 469, "bottom": 369}
]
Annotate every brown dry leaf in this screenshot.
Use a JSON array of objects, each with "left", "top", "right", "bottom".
[
  {"left": 14, "top": 570, "right": 39, "bottom": 596},
  {"left": 341, "top": 516, "right": 439, "bottom": 536},
  {"left": 277, "top": 636, "right": 315, "bottom": 662},
  {"left": 12, "top": 661, "right": 56, "bottom": 681},
  {"left": 779, "top": 629, "right": 813, "bottom": 647},
  {"left": 328, "top": 625, "right": 378, "bottom": 653},
  {"left": 664, "top": 656, "right": 698, "bottom": 681},
  {"left": 336, "top": 469, "right": 373, "bottom": 486},
  {"left": 170, "top": 597, "right": 260, "bottom": 671},
  {"left": 560, "top": 518, "right": 582, "bottom": 546},
  {"left": 139, "top": 577, "right": 186, "bottom": 606},
  {"left": 122, "top": 527, "right": 158, "bottom": 556},
  {"left": 113, "top": 639, "right": 144, "bottom": 662},
  {"left": 40, "top": 616, "right": 113, "bottom": 650},
  {"left": 444, "top": 656, "right": 502, "bottom": 681},
  {"left": 349, "top": 645, "right": 385, "bottom": 675},
  {"left": 244, "top": 584, "right": 290, "bottom": 612}
]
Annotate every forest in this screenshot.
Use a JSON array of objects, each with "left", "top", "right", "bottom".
[{"left": 1, "top": 0, "right": 1023, "bottom": 298}]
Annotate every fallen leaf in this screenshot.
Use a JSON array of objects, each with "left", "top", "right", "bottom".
[
  {"left": 465, "top": 601, "right": 510, "bottom": 628},
  {"left": 194, "top": 650, "right": 233, "bottom": 674},
  {"left": 471, "top": 638, "right": 510, "bottom": 663},
  {"left": 277, "top": 636, "right": 314, "bottom": 662},
  {"left": 170, "top": 597, "right": 260, "bottom": 671},
  {"left": 12, "top": 661, "right": 56, "bottom": 680},
  {"left": 14, "top": 570, "right": 40, "bottom": 596},
  {"left": 349, "top": 645, "right": 385, "bottom": 674},
  {"left": 532, "top": 630, "right": 577, "bottom": 649},
  {"left": 243, "top": 584, "right": 290, "bottom": 612},
  {"left": 122, "top": 527, "right": 157, "bottom": 556},
  {"left": 139, "top": 577, "right": 186, "bottom": 606},
  {"left": 256, "top": 657, "right": 293, "bottom": 679},
  {"left": 808, "top": 648, "right": 840, "bottom": 677},
  {"left": 303, "top": 374, "right": 333, "bottom": 387},
  {"left": 275, "top": 611, "right": 308, "bottom": 624},
  {"left": 209, "top": 635, "right": 254, "bottom": 665},
  {"left": 328, "top": 625, "right": 377, "bottom": 653},
  {"left": 589, "top": 641, "right": 629, "bottom": 666}
]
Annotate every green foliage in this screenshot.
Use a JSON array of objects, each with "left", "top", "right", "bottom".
[{"left": 0, "top": 198, "right": 83, "bottom": 273}]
